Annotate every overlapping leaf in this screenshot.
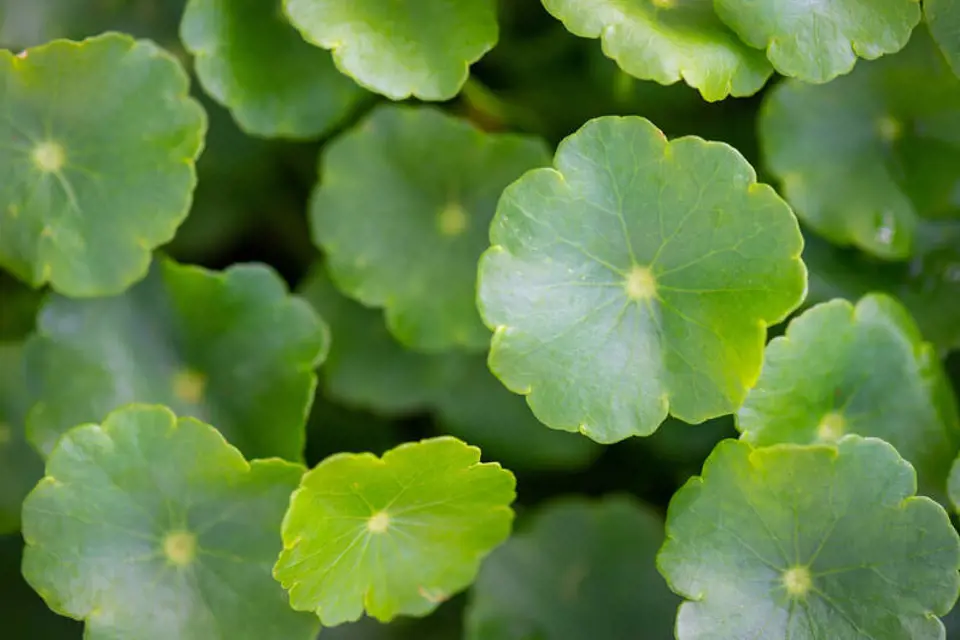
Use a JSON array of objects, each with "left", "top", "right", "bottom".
[
  {"left": 760, "top": 31, "right": 960, "bottom": 259},
  {"left": 478, "top": 115, "right": 806, "bottom": 443},
  {"left": 658, "top": 437, "right": 960, "bottom": 639},
  {"left": 714, "top": 0, "right": 920, "bottom": 83},
  {"left": 738, "top": 295, "right": 960, "bottom": 494},
  {"left": 282, "top": 0, "right": 497, "bottom": 100},
  {"left": 181, "top": 0, "right": 365, "bottom": 138},
  {"left": 927, "top": 0, "right": 960, "bottom": 78},
  {"left": 21, "top": 405, "right": 318, "bottom": 640},
  {"left": 540, "top": 0, "right": 771, "bottom": 101},
  {"left": 0, "top": 343, "right": 43, "bottom": 533},
  {"left": 311, "top": 105, "right": 549, "bottom": 352},
  {"left": 466, "top": 497, "right": 678, "bottom": 640},
  {"left": 274, "top": 437, "right": 516, "bottom": 625},
  {"left": 24, "top": 258, "right": 328, "bottom": 460},
  {"left": 0, "top": 33, "right": 206, "bottom": 295}
]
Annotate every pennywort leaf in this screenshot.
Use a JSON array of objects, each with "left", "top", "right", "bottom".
[
  {"left": 0, "top": 33, "right": 206, "bottom": 296},
  {"left": 273, "top": 437, "right": 516, "bottom": 625},
  {"left": 21, "top": 404, "right": 318, "bottom": 640},
  {"left": 658, "top": 437, "right": 960, "bottom": 639},
  {"left": 927, "top": 0, "right": 960, "bottom": 78},
  {"left": 478, "top": 115, "right": 806, "bottom": 443},
  {"left": 24, "top": 257, "right": 329, "bottom": 460}
]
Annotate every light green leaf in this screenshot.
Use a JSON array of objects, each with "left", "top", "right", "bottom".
[
  {"left": 0, "top": 343, "right": 43, "bottom": 533},
  {"left": 24, "top": 257, "right": 328, "bottom": 460},
  {"left": 21, "top": 404, "right": 318, "bottom": 640},
  {"left": 759, "top": 29, "right": 960, "bottom": 259},
  {"left": 311, "top": 105, "right": 550, "bottom": 352},
  {"left": 540, "top": 0, "right": 772, "bottom": 101},
  {"left": 738, "top": 295, "right": 960, "bottom": 496},
  {"left": 282, "top": 0, "right": 498, "bottom": 100},
  {"left": 465, "top": 496, "right": 679, "bottom": 640},
  {"left": 0, "top": 33, "right": 206, "bottom": 296},
  {"left": 478, "top": 115, "right": 806, "bottom": 443},
  {"left": 927, "top": 0, "right": 960, "bottom": 78},
  {"left": 714, "top": 0, "right": 920, "bottom": 83},
  {"left": 180, "top": 0, "right": 366, "bottom": 139},
  {"left": 274, "top": 436, "right": 516, "bottom": 625},
  {"left": 658, "top": 436, "right": 960, "bottom": 639}
]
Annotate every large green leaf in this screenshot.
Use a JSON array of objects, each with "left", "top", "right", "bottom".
[
  {"left": 658, "top": 436, "right": 960, "bottom": 639},
  {"left": 311, "top": 105, "right": 550, "bottom": 352},
  {"left": 478, "top": 115, "right": 806, "bottom": 443},
  {"left": 465, "top": 496, "right": 679, "bottom": 640},
  {"left": 927, "top": 0, "right": 960, "bottom": 78},
  {"left": 540, "top": 0, "right": 771, "bottom": 101},
  {"left": 0, "top": 343, "right": 43, "bottom": 533},
  {"left": 714, "top": 0, "right": 920, "bottom": 83},
  {"left": 274, "top": 437, "right": 516, "bottom": 626},
  {"left": 759, "top": 31, "right": 960, "bottom": 259},
  {"left": 20, "top": 404, "right": 318, "bottom": 640},
  {"left": 0, "top": 33, "right": 206, "bottom": 296},
  {"left": 24, "top": 257, "right": 328, "bottom": 460},
  {"left": 180, "top": 0, "right": 366, "bottom": 138},
  {"left": 282, "top": 0, "right": 498, "bottom": 100},
  {"left": 738, "top": 295, "right": 960, "bottom": 495}
]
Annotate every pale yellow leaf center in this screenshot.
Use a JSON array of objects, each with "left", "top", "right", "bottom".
[
  {"left": 32, "top": 141, "right": 65, "bottom": 173},
  {"left": 367, "top": 511, "right": 390, "bottom": 534},
  {"left": 172, "top": 369, "right": 207, "bottom": 404},
  {"left": 816, "top": 411, "right": 845, "bottom": 442},
  {"left": 782, "top": 566, "right": 812, "bottom": 597},
  {"left": 163, "top": 530, "right": 197, "bottom": 566},
  {"left": 437, "top": 202, "right": 468, "bottom": 237},
  {"left": 625, "top": 265, "right": 657, "bottom": 300}
]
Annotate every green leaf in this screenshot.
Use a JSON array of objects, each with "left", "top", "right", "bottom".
[
  {"left": 478, "top": 115, "right": 806, "bottom": 443},
  {"left": 24, "top": 257, "right": 329, "bottom": 460},
  {"left": 180, "top": 0, "right": 366, "bottom": 139},
  {"left": 0, "top": 343, "right": 43, "bottom": 533},
  {"left": 759, "top": 29, "right": 960, "bottom": 259},
  {"left": 274, "top": 436, "right": 516, "bottom": 625},
  {"left": 927, "top": 0, "right": 960, "bottom": 78},
  {"left": 465, "top": 496, "right": 679, "bottom": 640},
  {"left": 658, "top": 436, "right": 960, "bottom": 639},
  {"left": 281, "top": 0, "right": 498, "bottom": 100},
  {"left": 0, "top": 33, "right": 206, "bottom": 296},
  {"left": 311, "top": 105, "right": 550, "bottom": 352},
  {"left": 802, "top": 228, "right": 960, "bottom": 353},
  {"left": 738, "top": 295, "right": 960, "bottom": 496},
  {"left": 21, "top": 404, "right": 318, "bottom": 640},
  {"left": 540, "top": 0, "right": 772, "bottom": 101},
  {"left": 714, "top": 0, "right": 920, "bottom": 83}
]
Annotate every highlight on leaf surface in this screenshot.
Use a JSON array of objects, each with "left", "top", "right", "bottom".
[
  {"left": 926, "top": 0, "right": 960, "bottom": 79},
  {"left": 465, "top": 496, "right": 679, "bottom": 640},
  {"left": 0, "top": 33, "right": 206, "bottom": 296},
  {"left": 281, "top": 0, "right": 497, "bottom": 100},
  {"left": 20, "top": 404, "right": 318, "bottom": 640},
  {"left": 310, "top": 104, "right": 550, "bottom": 352},
  {"left": 540, "top": 0, "right": 772, "bottom": 101},
  {"left": 478, "top": 115, "right": 806, "bottom": 444},
  {"left": 714, "top": 0, "right": 920, "bottom": 83},
  {"left": 273, "top": 436, "right": 516, "bottom": 626},
  {"left": 759, "top": 28, "right": 960, "bottom": 260},
  {"left": 0, "top": 343, "right": 43, "bottom": 533},
  {"left": 23, "top": 257, "right": 329, "bottom": 461},
  {"left": 738, "top": 294, "right": 960, "bottom": 496},
  {"left": 180, "top": 0, "right": 366, "bottom": 139},
  {"left": 657, "top": 436, "right": 960, "bottom": 639}
]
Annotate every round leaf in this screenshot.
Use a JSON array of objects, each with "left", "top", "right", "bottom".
[
  {"left": 759, "top": 29, "right": 960, "bottom": 259},
  {"left": 714, "top": 0, "right": 920, "bottom": 83},
  {"left": 282, "top": 0, "right": 497, "bottom": 100},
  {"left": 738, "top": 295, "right": 960, "bottom": 495},
  {"left": 20, "top": 404, "right": 318, "bottom": 640},
  {"left": 24, "top": 257, "right": 329, "bottom": 460},
  {"left": 0, "top": 343, "right": 43, "bottom": 533},
  {"left": 0, "top": 33, "right": 206, "bottom": 296},
  {"left": 927, "top": 0, "right": 960, "bottom": 78},
  {"left": 180, "top": 0, "right": 366, "bottom": 139},
  {"left": 478, "top": 115, "right": 806, "bottom": 443},
  {"left": 540, "top": 0, "right": 772, "bottom": 101},
  {"left": 274, "top": 436, "right": 516, "bottom": 625},
  {"left": 311, "top": 105, "right": 550, "bottom": 352},
  {"left": 658, "top": 436, "right": 960, "bottom": 639},
  {"left": 465, "top": 496, "right": 679, "bottom": 640}
]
